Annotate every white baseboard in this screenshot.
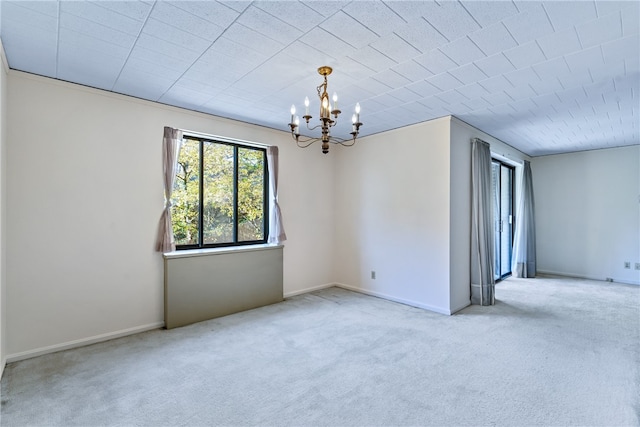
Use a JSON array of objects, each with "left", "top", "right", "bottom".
[
  {"left": 6, "top": 322, "right": 165, "bottom": 363},
  {"left": 284, "top": 282, "right": 335, "bottom": 298},
  {"left": 537, "top": 270, "right": 640, "bottom": 286},
  {"left": 335, "top": 283, "right": 453, "bottom": 315},
  {"left": 0, "top": 356, "right": 6, "bottom": 380}
]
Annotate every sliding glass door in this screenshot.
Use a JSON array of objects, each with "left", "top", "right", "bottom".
[{"left": 491, "top": 161, "right": 515, "bottom": 281}]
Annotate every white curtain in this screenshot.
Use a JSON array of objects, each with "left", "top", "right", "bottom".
[
  {"left": 471, "top": 138, "right": 495, "bottom": 305},
  {"left": 155, "top": 127, "right": 183, "bottom": 252},
  {"left": 267, "top": 146, "right": 286, "bottom": 244},
  {"left": 512, "top": 160, "right": 536, "bottom": 277}
]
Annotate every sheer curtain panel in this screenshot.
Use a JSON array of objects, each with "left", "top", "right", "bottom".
[
  {"left": 471, "top": 138, "right": 495, "bottom": 305},
  {"left": 267, "top": 146, "right": 287, "bottom": 244},
  {"left": 512, "top": 160, "right": 536, "bottom": 277},
  {"left": 155, "top": 127, "right": 183, "bottom": 252}
]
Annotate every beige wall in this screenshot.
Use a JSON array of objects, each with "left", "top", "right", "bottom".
[
  {"left": 333, "top": 117, "right": 454, "bottom": 313},
  {"left": 6, "top": 71, "right": 335, "bottom": 358},
  {"left": 533, "top": 145, "right": 640, "bottom": 285}
]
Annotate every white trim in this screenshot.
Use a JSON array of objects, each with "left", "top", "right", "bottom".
[
  {"left": 0, "top": 356, "right": 6, "bottom": 379},
  {"left": 334, "top": 283, "right": 453, "bottom": 315},
  {"left": 181, "top": 129, "right": 270, "bottom": 149},
  {"left": 284, "top": 282, "right": 335, "bottom": 298},
  {"left": 164, "top": 244, "right": 283, "bottom": 260},
  {"left": 0, "top": 39, "right": 9, "bottom": 74},
  {"left": 537, "top": 270, "right": 640, "bottom": 286},
  {"left": 6, "top": 322, "right": 164, "bottom": 363}
]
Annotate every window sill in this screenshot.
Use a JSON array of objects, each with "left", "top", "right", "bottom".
[{"left": 163, "top": 243, "right": 284, "bottom": 260}]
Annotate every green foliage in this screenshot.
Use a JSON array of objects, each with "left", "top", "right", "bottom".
[{"left": 171, "top": 138, "right": 265, "bottom": 246}]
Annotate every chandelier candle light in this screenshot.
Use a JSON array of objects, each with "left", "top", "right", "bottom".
[{"left": 288, "top": 66, "right": 363, "bottom": 154}]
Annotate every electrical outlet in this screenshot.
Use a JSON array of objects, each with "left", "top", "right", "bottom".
[
  {"left": 371, "top": 271, "right": 376, "bottom": 280},
  {"left": 636, "top": 263, "right": 640, "bottom": 271},
  {"left": 624, "top": 261, "right": 631, "bottom": 269}
]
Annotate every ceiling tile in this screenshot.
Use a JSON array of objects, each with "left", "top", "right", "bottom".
[
  {"left": 542, "top": 1, "right": 598, "bottom": 31},
  {"left": 254, "top": 1, "right": 325, "bottom": 33},
  {"left": 134, "top": 33, "right": 201, "bottom": 64},
  {"left": 58, "top": 27, "right": 131, "bottom": 62},
  {"left": 474, "top": 53, "right": 516, "bottom": 77},
  {"left": 59, "top": 13, "right": 137, "bottom": 49},
  {"left": 482, "top": 91, "right": 514, "bottom": 107},
  {"left": 113, "top": 70, "right": 175, "bottom": 101},
  {"left": 477, "top": 75, "right": 514, "bottom": 93},
  {"left": 502, "top": 4, "right": 555, "bottom": 45},
  {"left": 621, "top": 3, "right": 640, "bottom": 36},
  {"left": 392, "top": 19, "right": 449, "bottom": 54},
  {"left": 94, "top": 1, "right": 153, "bottom": 22},
  {"left": 2, "top": 1, "right": 58, "bottom": 33},
  {"left": 405, "top": 80, "right": 441, "bottom": 98},
  {"left": 170, "top": 1, "right": 240, "bottom": 27},
  {"left": 57, "top": 52, "right": 122, "bottom": 92},
  {"left": 503, "top": 84, "right": 539, "bottom": 102},
  {"left": 6, "top": 0, "right": 58, "bottom": 17},
  {"left": 203, "top": 37, "right": 269, "bottom": 68},
  {"left": 238, "top": 5, "right": 302, "bottom": 45},
  {"left": 349, "top": 46, "right": 397, "bottom": 73},
  {"left": 370, "top": 33, "right": 422, "bottom": 63},
  {"left": 460, "top": 1, "right": 519, "bottom": 28},
  {"left": 343, "top": 1, "right": 406, "bottom": 36},
  {"left": 503, "top": 67, "right": 541, "bottom": 88},
  {"left": 456, "top": 82, "right": 490, "bottom": 100},
  {"left": 438, "top": 37, "right": 487, "bottom": 67},
  {"left": 503, "top": 41, "right": 547, "bottom": 69},
  {"left": 420, "top": 1, "right": 481, "bottom": 42},
  {"left": 536, "top": 27, "right": 582, "bottom": 60},
  {"left": 564, "top": 45, "right": 604, "bottom": 73},
  {"left": 449, "top": 63, "right": 487, "bottom": 85},
  {"left": 385, "top": 87, "right": 424, "bottom": 104},
  {"left": 434, "top": 89, "right": 469, "bottom": 106},
  {"left": 62, "top": 1, "right": 143, "bottom": 36},
  {"left": 302, "top": 1, "right": 350, "bottom": 18},
  {"left": 390, "top": 60, "right": 433, "bottom": 81},
  {"left": 320, "top": 11, "right": 379, "bottom": 48},
  {"left": 142, "top": 18, "right": 212, "bottom": 54},
  {"left": 300, "top": 27, "right": 357, "bottom": 58},
  {"left": 528, "top": 76, "right": 564, "bottom": 96},
  {"left": 414, "top": 49, "right": 458, "bottom": 75},
  {"left": 576, "top": 11, "right": 623, "bottom": 48},
  {"left": 532, "top": 57, "right": 571, "bottom": 81},
  {"left": 1, "top": 26, "right": 57, "bottom": 76},
  {"left": 224, "top": 23, "right": 285, "bottom": 57},
  {"left": 371, "top": 69, "right": 411, "bottom": 90},
  {"left": 469, "top": 23, "right": 517, "bottom": 57},
  {"left": 426, "top": 72, "right": 463, "bottom": 92},
  {"left": 149, "top": 2, "right": 225, "bottom": 42}
]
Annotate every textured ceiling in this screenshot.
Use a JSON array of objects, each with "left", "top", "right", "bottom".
[{"left": 1, "top": 0, "right": 638, "bottom": 156}]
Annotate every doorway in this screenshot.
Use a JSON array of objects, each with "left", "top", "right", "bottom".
[{"left": 491, "top": 160, "right": 515, "bottom": 281}]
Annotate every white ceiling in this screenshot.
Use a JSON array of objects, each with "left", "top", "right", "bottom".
[{"left": 1, "top": 0, "right": 638, "bottom": 156}]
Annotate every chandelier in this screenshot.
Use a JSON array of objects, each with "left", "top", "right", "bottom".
[{"left": 288, "top": 66, "right": 363, "bottom": 154}]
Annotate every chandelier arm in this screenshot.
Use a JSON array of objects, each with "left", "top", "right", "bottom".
[{"left": 293, "top": 137, "right": 318, "bottom": 148}]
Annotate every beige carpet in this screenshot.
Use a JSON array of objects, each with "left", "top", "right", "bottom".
[{"left": 1, "top": 275, "right": 638, "bottom": 426}]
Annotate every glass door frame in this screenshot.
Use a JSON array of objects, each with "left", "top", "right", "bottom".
[{"left": 491, "top": 159, "right": 516, "bottom": 282}]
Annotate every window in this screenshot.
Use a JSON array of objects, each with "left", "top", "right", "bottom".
[{"left": 172, "top": 135, "right": 268, "bottom": 249}]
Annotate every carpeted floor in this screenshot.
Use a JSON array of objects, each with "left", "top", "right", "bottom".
[{"left": 1, "top": 275, "right": 639, "bottom": 426}]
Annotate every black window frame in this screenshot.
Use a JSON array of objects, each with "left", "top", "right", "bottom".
[{"left": 174, "top": 135, "right": 269, "bottom": 250}]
